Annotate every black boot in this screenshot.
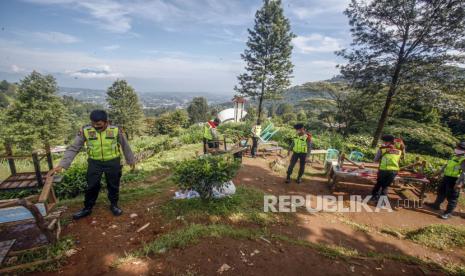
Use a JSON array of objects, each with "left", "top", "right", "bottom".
[
  {"left": 297, "top": 178, "right": 302, "bottom": 184},
  {"left": 110, "top": 205, "right": 123, "bottom": 216},
  {"left": 285, "top": 175, "right": 291, "bottom": 184},
  {"left": 72, "top": 208, "right": 92, "bottom": 220}
]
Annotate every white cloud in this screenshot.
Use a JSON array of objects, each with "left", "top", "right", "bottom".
[
  {"left": 286, "top": 0, "right": 350, "bottom": 19},
  {"left": 33, "top": 31, "right": 80, "bottom": 43},
  {"left": 67, "top": 65, "right": 122, "bottom": 79},
  {"left": 10, "top": 64, "right": 26, "bottom": 73},
  {"left": 103, "top": 44, "right": 120, "bottom": 51},
  {"left": 293, "top": 34, "right": 342, "bottom": 53},
  {"left": 24, "top": 0, "right": 256, "bottom": 33}
]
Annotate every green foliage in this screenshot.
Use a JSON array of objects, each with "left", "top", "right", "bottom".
[
  {"left": 61, "top": 95, "right": 103, "bottom": 142},
  {"left": 405, "top": 224, "right": 465, "bottom": 250},
  {"left": 235, "top": 0, "right": 295, "bottom": 124},
  {"left": 178, "top": 125, "right": 204, "bottom": 144},
  {"left": 1, "top": 71, "right": 68, "bottom": 149},
  {"left": 276, "top": 103, "right": 293, "bottom": 115},
  {"left": 217, "top": 122, "right": 253, "bottom": 142},
  {"left": 150, "top": 110, "right": 190, "bottom": 136},
  {"left": 187, "top": 97, "right": 209, "bottom": 124},
  {"left": 106, "top": 80, "right": 144, "bottom": 139},
  {"left": 173, "top": 155, "right": 241, "bottom": 199},
  {"left": 338, "top": 0, "right": 465, "bottom": 146},
  {"left": 386, "top": 119, "right": 457, "bottom": 158},
  {"left": 55, "top": 158, "right": 88, "bottom": 199}
]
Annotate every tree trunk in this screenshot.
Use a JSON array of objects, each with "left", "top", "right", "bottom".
[
  {"left": 371, "top": 59, "right": 404, "bottom": 147},
  {"left": 256, "top": 80, "right": 265, "bottom": 126},
  {"left": 371, "top": 24, "right": 410, "bottom": 148}
]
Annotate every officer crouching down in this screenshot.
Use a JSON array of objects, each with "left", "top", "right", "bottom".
[{"left": 54, "top": 110, "right": 136, "bottom": 219}]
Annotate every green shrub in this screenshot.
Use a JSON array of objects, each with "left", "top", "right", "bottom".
[
  {"left": 55, "top": 158, "right": 87, "bottom": 199},
  {"left": 173, "top": 154, "right": 241, "bottom": 199},
  {"left": 178, "top": 125, "right": 203, "bottom": 144},
  {"left": 386, "top": 119, "right": 457, "bottom": 158}
]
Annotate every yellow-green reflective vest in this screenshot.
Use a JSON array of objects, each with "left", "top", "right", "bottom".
[
  {"left": 444, "top": 156, "right": 465, "bottom": 178},
  {"left": 292, "top": 136, "right": 308, "bottom": 153},
  {"left": 203, "top": 122, "right": 214, "bottom": 140},
  {"left": 253, "top": 125, "right": 262, "bottom": 137},
  {"left": 83, "top": 126, "right": 121, "bottom": 161},
  {"left": 379, "top": 147, "right": 401, "bottom": 171}
]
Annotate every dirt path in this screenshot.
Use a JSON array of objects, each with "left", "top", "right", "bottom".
[
  {"left": 234, "top": 156, "right": 465, "bottom": 265},
  {"left": 115, "top": 237, "right": 440, "bottom": 276}
]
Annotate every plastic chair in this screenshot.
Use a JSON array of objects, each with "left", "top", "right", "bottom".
[
  {"left": 258, "top": 123, "right": 279, "bottom": 143},
  {"left": 348, "top": 151, "right": 364, "bottom": 162},
  {"left": 324, "top": 148, "right": 339, "bottom": 163}
]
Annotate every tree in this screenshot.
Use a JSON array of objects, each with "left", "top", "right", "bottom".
[
  {"left": 4, "top": 71, "right": 68, "bottom": 150},
  {"left": 187, "top": 97, "right": 209, "bottom": 123},
  {"left": 235, "top": 0, "right": 295, "bottom": 125},
  {"left": 170, "top": 109, "right": 190, "bottom": 128},
  {"left": 106, "top": 80, "right": 144, "bottom": 139},
  {"left": 338, "top": 0, "right": 465, "bottom": 147},
  {"left": 276, "top": 103, "right": 293, "bottom": 116},
  {"left": 0, "top": 93, "right": 8, "bottom": 108}
]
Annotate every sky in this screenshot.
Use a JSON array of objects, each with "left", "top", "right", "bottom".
[{"left": 0, "top": 0, "right": 351, "bottom": 93}]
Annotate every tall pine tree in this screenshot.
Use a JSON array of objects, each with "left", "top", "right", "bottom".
[
  {"left": 235, "top": 0, "right": 295, "bottom": 125},
  {"left": 338, "top": 0, "right": 465, "bottom": 147},
  {"left": 106, "top": 80, "right": 144, "bottom": 139}
]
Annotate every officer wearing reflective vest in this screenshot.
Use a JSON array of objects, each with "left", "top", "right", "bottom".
[
  {"left": 251, "top": 124, "right": 262, "bottom": 158},
  {"left": 285, "top": 123, "right": 312, "bottom": 184},
  {"left": 371, "top": 134, "right": 402, "bottom": 201},
  {"left": 54, "top": 110, "right": 136, "bottom": 220},
  {"left": 203, "top": 118, "right": 220, "bottom": 154},
  {"left": 427, "top": 141, "right": 465, "bottom": 219}
]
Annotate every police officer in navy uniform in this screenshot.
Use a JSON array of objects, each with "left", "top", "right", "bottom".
[{"left": 54, "top": 110, "right": 136, "bottom": 219}]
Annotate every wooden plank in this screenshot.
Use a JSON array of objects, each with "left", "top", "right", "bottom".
[
  {"left": 8, "top": 245, "right": 47, "bottom": 256},
  {"left": 38, "top": 172, "right": 53, "bottom": 203},
  {"left": 0, "top": 240, "right": 15, "bottom": 265},
  {"left": 0, "top": 258, "right": 57, "bottom": 274}
]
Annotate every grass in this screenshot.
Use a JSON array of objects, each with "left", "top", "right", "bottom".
[
  {"left": 2, "top": 237, "right": 74, "bottom": 273},
  {"left": 404, "top": 224, "right": 465, "bottom": 250},
  {"left": 336, "top": 216, "right": 371, "bottom": 233},
  {"left": 139, "top": 224, "right": 263, "bottom": 256},
  {"left": 161, "top": 186, "right": 291, "bottom": 226}
]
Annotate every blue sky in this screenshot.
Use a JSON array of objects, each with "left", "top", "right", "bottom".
[{"left": 0, "top": 0, "right": 351, "bottom": 93}]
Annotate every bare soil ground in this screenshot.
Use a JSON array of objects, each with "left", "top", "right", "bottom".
[{"left": 31, "top": 155, "right": 464, "bottom": 276}]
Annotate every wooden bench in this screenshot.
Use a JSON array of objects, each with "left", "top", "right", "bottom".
[{"left": 0, "top": 143, "right": 55, "bottom": 191}]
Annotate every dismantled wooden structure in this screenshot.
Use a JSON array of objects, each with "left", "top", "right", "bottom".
[
  {"left": 0, "top": 143, "right": 55, "bottom": 191},
  {"left": 327, "top": 154, "right": 430, "bottom": 204},
  {"left": 0, "top": 170, "right": 65, "bottom": 272},
  {"left": 0, "top": 143, "right": 65, "bottom": 272}
]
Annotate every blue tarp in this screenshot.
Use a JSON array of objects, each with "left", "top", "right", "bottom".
[{"left": 0, "top": 203, "right": 47, "bottom": 224}]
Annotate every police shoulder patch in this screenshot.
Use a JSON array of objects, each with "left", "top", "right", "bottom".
[{"left": 87, "top": 130, "right": 97, "bottom": 139}]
